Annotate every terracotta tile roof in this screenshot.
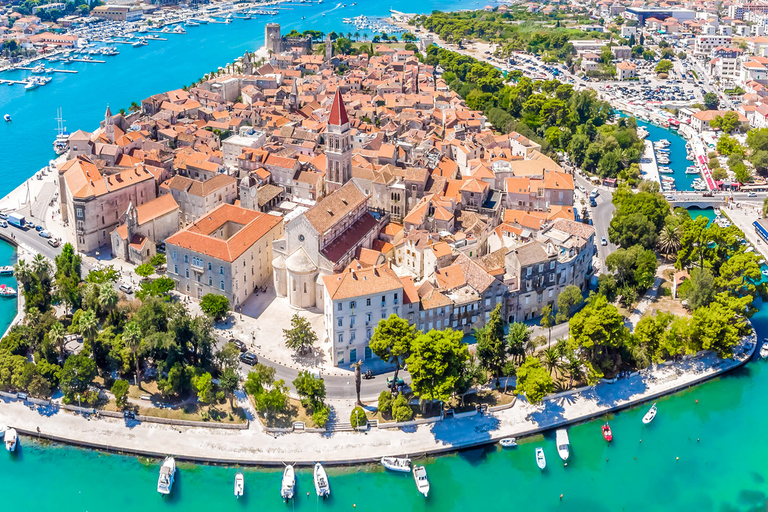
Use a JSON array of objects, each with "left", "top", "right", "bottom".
[
  {"left": 435, "top": 263, "right": 467, "bottom": 291},
  {"left": 328, "top": 88, "right": 349, "bottom": 126},
  {"left": 305, "top": 182, "right": 367, "bottom": 234},
  {"left": 165, "top": 204, "right": 282, "bottom": 262},
  {"left": 323, "top": 263, "right": 402, "bottom": 300},
  {"left": 63, "top": 157, "right": 155, "bottom": 199}
]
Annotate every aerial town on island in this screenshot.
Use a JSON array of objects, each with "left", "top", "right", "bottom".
[{"left": 1, "top": 1, "right": 768, "bottom": 496}]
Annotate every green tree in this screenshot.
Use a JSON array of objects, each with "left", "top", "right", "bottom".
[
  {"left": 391, "top": 393, "right": 414, "bottom": 422},
  {"left": 60, "top": 353, "right": 97, "bottom": 401},
  {"left": 658, "top": 225, "right": 682, "bottom": 259},
  {"left": 292, "top": 370, "right": 326, "bottom": 408},
  {"left": 111, "top": 378, "right": 130, "bottom": 409},
  {"left": 200, "top": 293, "right": 230, "bottom": 322},
  {"left": 406, "top": 329, "right": 469, "bottom": 408},
  {"left": 539, "top": 304, "right": 555, "bottom": 348},
  {"left": 682, "top": 267, "right": 715, "bottom": 310},
  {"left": 150, "top": 254, "right": 166, "bottom": 267},
  {"left": 135, "top": 264, "right": 154, "bottom": 279},
  {"left": 283, "top": 313, "right": 318, "bottom": 355},
  {"left": 506, "top": 321, "right": 530, "bottom": 365},
  {"left": 476, "top": 303, "right": 507, "bottom": 379},
  {"left": 514, "top": 356, "right": 554, "bottom": 404},
  {"left": 556, "top": 285, "right": 583, "bottom": 323},
  {"left": 703, "top": 92, "right": 719, "bottom": 110},
  {"left": 369, "top": 314, "right": 417, "bottom": 390},
  {"left": 540, "top": 347, "right": 560, "bottom": 376},
  {"left": 192, "top": 371, "right": 215, "bottom": 403},
  {"left": 568, "top": 294, "right": 628, "bottom": 372},
  {"left": 48, "top": 322, "right": 66, "bottom": 360},
  {"left": 79, "top": 309, "right": 98, "bottom": 347},
  {"left": 136, "top": 276, "right": 175, "bottom": 299},
  {"left": 350, "top": 406, "right": 367, "bottom": 427},
  {"left": 378, "top": 390, "right": 393, "bottom": 415},
  {"left": 98, "top": 282, "right": 118, "bottom": 317},
  {"left": 122, "top": 321, "right": 143, "bottom": 387},
  {"left": 717, "top": 134, "right": 742, "bottom": 156},
  {"left": 244, "top": 363, "right": 276, "bottom": 396},
  {"left": 654, "top": 59, "right": 673, "bottom": 74},
  {"left": 218, "top": 367, "right": 240, "bottom": 408}
]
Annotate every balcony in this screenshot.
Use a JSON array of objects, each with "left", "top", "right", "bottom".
[{"left": 190, "top": 262, "right": 204, "bottom": 273}]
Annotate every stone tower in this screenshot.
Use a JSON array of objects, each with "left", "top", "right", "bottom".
[
  {"left": 265, "top": 23, "right": 282, "bottom": 54},
  {"left": 104, "top": 104, "right": 114, "bottom": 144},
  {"left": 325, "top": 33, "right": 332, "bottom": 62},
  {"left": 289, "top": 78, "right": 299, "bottom": 112},
  {"left": 324, "top": 88, "right": 352, "bottom": 194},
  {"left": 122, "top": 201, "right": 138, "bottom": 260},
  {"left": 239, "top": 174, "right": 259, "bottom": 211},
  {"left": 243, "top": 51, "right": 252, "bottom": 75}
]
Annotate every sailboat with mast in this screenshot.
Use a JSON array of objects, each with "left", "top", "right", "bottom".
[{"left": 53, "top": 108, "right": 69, "bottom": 155}]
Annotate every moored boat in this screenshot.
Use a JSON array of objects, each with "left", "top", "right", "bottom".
[
  {"left": 281, "top": 465, "right": 295, "bottom": 500},
  {"left": 602, "top": 423, "right": 612, "bottom": 442},
  {"left": 760, "top": 340, "right": 768, "bottom": 358},
  {"left": 381, "top": 456, "right": 411, "bottom": 472},
  {"left": 3, "top": 114, "right": 10, "bottom": 122},
  {"left": 314, "top": 462, "right": 330, "bottom": 498},
  {"left": 499, "top": 437, "right": 517, "bottom": 448},
  {"left": 556, "top": 429, "right": 570, "bottom": 462},
  {"left": 642, "top": 403, "right": 657, "bottom": 425},
  {"left": 535, "top": 447, "right": 546, "bottom": 470},
  {"left": 157, "top": 457, "right": 175, "bottom": 495},
  {"left": 234, "top": 472, "right": 244, "bottom": 498},
  {"left": 0, "top": 285, "right": 17, "bottom": 297},
  {"left": 412, "top": 465, "right": 429, "bottom": 498},
  {"left": 0, "top": 266, "right": 13, "bottom": 275},
  {"left": 4, "top": 428, "right": 16, "bottom": 452}
]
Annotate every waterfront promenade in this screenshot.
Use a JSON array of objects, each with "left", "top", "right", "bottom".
[
  {"left": 0, "top": 334, "right": 755, "bottom": 465},
  {"left": 640, "top": 140, "right": 660, "bottom": 186}
]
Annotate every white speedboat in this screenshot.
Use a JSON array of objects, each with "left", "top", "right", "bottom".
[
  {"left": 499, "top": 437, "right": 517, "bottom": 448},
  {"left": 234, "top": 472, "right": 244, "bottom": 498},
  {"left": 642, "top": 403, "right": 657, "bottom": 425},
  {"left": 412, "top": 465, "right": 429, "bottom": 498},
  {"left": 381, "top": 456, "right": 411, "bottom": 472},
  {"left": 281, "top": 465, "right": 295, "bottom": 500},
  {"left": 0, "top": 266, "right": 13, "bottom": 275},
  {"left": 0, "top": 285, "right": 17, "bottom": 297},
  {"left": 535, "top": 447, "right": 546, "bottom": 470},
  {"left": 3, "top": 114, "right": 10, "bottom": 122},
  {"left": 173, "top": 25, "right": 186, "bottom": 34},
  {"left": 556, "top": 429, "right": 570, "bottom": 462},
  {"left": 761, "top": 341, "right": 768, "bottom": 358},
  {"left": 4, "top": 428, "right": 16, "bottom": 452},
  {"left": 157, "top": 457, "right": 176, "bottom": 495},
  {"left": 314, "top": 462, "right": 330, "bottom": 498}
]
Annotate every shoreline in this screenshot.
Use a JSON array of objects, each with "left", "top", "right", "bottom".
[{"left": 1, "top": 332, "right": 756, "bottom": 466}]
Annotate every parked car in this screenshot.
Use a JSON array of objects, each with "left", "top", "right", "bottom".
[
  {"left": 118, "top": 283, "right": 133, "bottom": 294},
  {"left": 229, "top": 338, "right": 247, "bottom": 353},
  {"left": 748, "top": 192, "right": 757, "bottom": 197},
  {"left": 0, "top": 213, "right": 8, "bottom": 220},
  {"left": 38, "top": 230, "right": 51, "bottom": 238},
  {"left": 703, "top": 191, "right": 714, "bottom": 197},
  {"left": 35, "top": 225, "right": 43, "bottom": 232},
  {"left": 47, "top": 238, "right": 60, "bottom": 248},
  {"left": 601, "top": 237, "right": 608, "bottom": 246},
  {"left": 239, "top": 352, "right": 258, "bottom": 366},
  {"left": 578, "top": 185, "right": 587, "bottom": 193},
  {"left": 0, "top": 220, "right": 7, "bottom": 228},
  {"left": 387, "top": 376, "right": 405, "bottom": 388}
]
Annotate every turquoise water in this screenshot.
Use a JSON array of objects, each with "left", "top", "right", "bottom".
[
  {"left": 638, "top": 121, "right": 697, "bottom": 191},
  {"left": 3, "top": 4, "right": 768, "bottom": 510},
  {"left": 687, "top": 206, "right": 717, "bottom": 226}
]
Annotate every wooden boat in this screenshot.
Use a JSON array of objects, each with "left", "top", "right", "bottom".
[
  {"left": 642, "top": 403, "right": 657, "bottom": 425},
  {"left": 499, "top": 437, "right": 517, "bottom": 448},
  {"left": 556, "top": 429, "right": 570, "bottom": 462},
  {"left": 602, "top": 423, "right": 613, "bottom": 442},
  {"left": 314, "top": 463, "right": 330, "bottom": 498},
  {"left": 535, "top": 447, "right": 546, "bottom": 470},
  {"left": 412, "top": 465, "right": 429, "bottom": 498},
  {"left": 280, "top": 465, "right": 295, "bottom": 500},
  {"left": 234, "top": 472, "right": 244, "bottom": 498},
  {"left": 4, "top": 428, "right": 16, "bottom": 452},
  {"left": 381, "top": 456, "right": 411, "bottom": 473}
]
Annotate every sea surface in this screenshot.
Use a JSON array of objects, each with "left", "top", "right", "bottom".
[{"left": 2, "top": 5, "right": 768, "bottom": 511}]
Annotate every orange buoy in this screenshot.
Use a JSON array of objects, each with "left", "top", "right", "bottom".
[
  {"left": 676, "top": 457, "right": 679, "bottom": 460},
  {"left": 560, "top": 494, "right": 564, "bottom": 501},
  {"left": 695, "top": 399, "right": 698, "bottom": 404}
]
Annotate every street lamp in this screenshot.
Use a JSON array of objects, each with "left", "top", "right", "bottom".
[{"left": 77, "top": 394, "right": 81, "bottom": 409}]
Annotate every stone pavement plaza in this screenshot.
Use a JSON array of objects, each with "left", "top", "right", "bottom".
[{"left": 0, "top": 335, "right": 754, "bottom": 465}]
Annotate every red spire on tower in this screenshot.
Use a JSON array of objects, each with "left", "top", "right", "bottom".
[{"left": 328, "top": 88, "right": 349, "bottom": 126}]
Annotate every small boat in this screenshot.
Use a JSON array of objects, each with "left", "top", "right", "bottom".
[
  {"left": 556, "top": 429, "right": 570, "bottom": 462},
  {"left": 281, "top": 465, "right": 295, "bottom": 500},
  {"left": 173, "top": 25, "right": 186, "bottom": 34},
  {"left": 0, "top": 285, "right": 17, "bottom": 297},
  {"left": 412, "top": 465, "right": 429, "bottom": 498},
  {"left": 535, "top": 447, "right": 546, "bottom": 470},
  {"left": 314, "top": 463, "right": 330, "bottom": 498},
  {"left": 234, "top": 472, "right": 244, "bottom": 498},
  {"left": 642, "top": 403, "right": 657, "bottom": 425},
  {"left": 686, "top": 167, "right": 699, "bottom": 175},
  {"left": 602, "top": 423, "right": 612, "bottom": 442},
  {"left": 381, "top": 456, "right": 411, "bottom": 472},
  {"left": 760, "top": 340, "right": 768, "bottom": 358},
  {"left": 762, "top": 270, "right": 768, "bottom": 278},
  {"left": 157, "top": 457, "right": 175, "bottom": 495},
  {"left": 3, "top": 114, "right": 10, "bottom": 122},
  {"left": 0, "top": 266, "right": 13, "bottom": 275},
  {"left": 4, "top": 428, "right": 16, "bottom": 452},
  {"left": 499, "top": 437, "right": 517, "bottom": 448}
]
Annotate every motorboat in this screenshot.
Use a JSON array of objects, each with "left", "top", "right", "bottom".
[
  {"left": 157, "top": 457, "right": 175, "bottom": 495},
  {"left": 186, "top": 19, "right": 200, "bottom": 26},
  {"left": 602, "top": 423, "right": 612, "bottom": 442},
  {"left": 281, "top": 465, "right": 295, "bottom": 500},
  {"left": 24, "top": 80, "right": 39, "bottom": 91},
  {"left": 0, "top": 285, "right": 17, "bottom": 297},
  {"left": 499, "top": 437, "right": 517, "bottom": 448},
  {"left": 412, "top": 465, "right": 429, "bottom": 498},
  {"left": 53, "top": 108, "right": 69, "bottom": 155},
  {"left": 4, "top": 428, "right": 16, "bottom": 452},
  {"left": 173, "top": 25, "right": 186, "bottom": 34},
  {"left": 234, "top": 472, "right": 244, "bottom": 498},
  {"left": 686, "top": 166, "right": 699, "bottom": 175},
  {"left": 556, "top": 429, "right": 570, "bottom": 462},
  {"left": 642, "top": 403, "right": 657, "bottom": 425},
  {"left": 3, "top": 114, "right": 10, "bottom": 122},
  {"left": 535, "top": 447, "right": 546, "bottom": 470},
  {"left": 381, "top": 456, "right": 411, "bottom": 472},
  {"left": 314, "top": 463, "right": 330, "bottom": 498},
  {"left": 658, "top": 167, "right": 673, "bottom": 174},
  {"left": 0, "top": 266, "right": 13, "bottom": 275},
  {"left": 760, "top": 341, "right": 768, "bottom": 358},
  {"left": 762, "top": 269, "right": 768, "bottom": 277}
]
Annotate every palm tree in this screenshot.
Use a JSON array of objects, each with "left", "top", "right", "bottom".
[
  {"left": 49, "top": 322, "right": 66, "bottom": 360},
  {"left": 350, "top": 360, "right": 363, "bottom": 406},
  {"left": 98, "top": 282, "right": 118, "bottom": 317},
  {"left": 354, "top": 32, "right": 360, "bottom": 41},
  {"left": 32, "top": 254, "right": 50, "bottom": 282},
  {"left": 658, "top": 225, "right": 681, "bottom": 259},
  {"left": 13, "top": 259, "right": 31, "bottom": 288},
  {"left": 540, "top": 305, "right": 555, "bottom": 348},
  {"left": 565, "top": 354, "right": 583, "bottom": 388},
  {"left": 129, "top": 101, "right": 140, "bottom": 112},
  {"left": 506, "top": 322, "right": 530, "bottom": 365},
  {"left": 541, "top": 347, "right": 560, "bottom": 377},
  {"left": 79, "top": 309, "right": 98, "bottom": 347},
  {"left": 123, "top": 321, "right": 142, "bottom": 388}
]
